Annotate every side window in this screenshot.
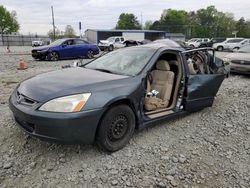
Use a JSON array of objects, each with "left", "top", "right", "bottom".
[
  {"left": 74, "top": 39, "right": 86, "bottom": 45},
  {"left": 186, "top": 51, "right": 211, "bottom": 75},
  {"left": 115, "top": 38, "right": 120, "bottom": 42},
  {"left": 65, "top": 40, "right": 74, "bottom": 45}
]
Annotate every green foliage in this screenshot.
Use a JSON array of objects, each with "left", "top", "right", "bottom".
[
  {"left": 116, "top": 13, "right": 141, "bottom": 30},
  {"left": 47, "top": 28, "right": 62, "bottom": 40},
  {"left": 0, "top": 5, "right": 19, "bottom": 34},
  {"left": 148, "top": 5, "right": 250, "bottom": 38}
]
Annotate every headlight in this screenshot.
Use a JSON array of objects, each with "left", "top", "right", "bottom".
[
  {"left": 37, "top": 49, "right": 48, "bottom": 53},
  {"left": 39, "top": 93, "right": 91, "bottom": 112},
  {"left": 222, "top": 58, "right": 231, "bottom": 65}
]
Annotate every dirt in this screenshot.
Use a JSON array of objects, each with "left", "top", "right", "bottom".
[{"left": 0, "top": 50, "right": 249, "bottom": 188}]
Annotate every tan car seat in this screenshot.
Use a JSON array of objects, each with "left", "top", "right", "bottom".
[{"left": 145, "top": 60, "right": 175, "bottom": 111}]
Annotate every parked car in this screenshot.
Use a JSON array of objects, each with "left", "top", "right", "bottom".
[
  {"left": 223, "top": 44, "right": 250, "bottom": 75},
  {"left": 9, "top": 44, "right": 226, "bottom": 152},
  {"left": 32, "top": 38, "right": 44, "bottom": 47},
  {"left": 213, "top": 38, "right": 245, "bottom": 51},
  {"left": 31, "top": 38, "right": 100, "bottom": 61},
  {"left": 98, "top": 36, "right": 125, "bottom": 51},
  {"left": 123, "top": 39, "right": 152, "bottom": 47},
  {"left": 228, "top": 39, "right": 250, "bottom": 51},
  {"left": 198, "top": 37, "right": 226, "bottom": 48},
  {"left": 186, "top": 38, "right": 210, "bottom": 48}
]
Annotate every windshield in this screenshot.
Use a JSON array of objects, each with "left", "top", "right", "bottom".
[
  {"left": 107, "top": 37, "right": 115, "bottom": 42},
  {"left": 48, "top": 39, "right": 66, "bottom": 46},
  {"left": 238, "top": 44, "right": 250, "bottom": 53},
  {"left": 85, "top": 47, "right": 156, "bottom": 76},
  {"left": 188, "top": 38, "right": 198, "bottom": 42}
]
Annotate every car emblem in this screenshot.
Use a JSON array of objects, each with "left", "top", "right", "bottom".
[
  {"left": 17, "top": 95, "right": 24, "bottom": 104},
  {"left": 240, "top": 60, "right": 244, "bottom": 64}
]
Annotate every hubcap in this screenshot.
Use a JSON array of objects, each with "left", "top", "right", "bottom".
[
  {"left": 108, "top": 115, "right": 128, "bottom": 141},
  {"left": 50, "top": 52, "right": 58, "bottom": 61}
]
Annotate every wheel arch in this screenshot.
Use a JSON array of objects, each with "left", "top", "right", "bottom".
[{"left": 94, "top": 98, "right": 140, "bottom": 141}]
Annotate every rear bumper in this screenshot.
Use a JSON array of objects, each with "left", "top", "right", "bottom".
[{"left": 9, "top": 91, "right": 105, "bottom": 144}]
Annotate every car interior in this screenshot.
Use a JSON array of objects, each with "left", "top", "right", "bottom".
[{"left": 144, "top": 52, "right": 183, "bottom": 118}]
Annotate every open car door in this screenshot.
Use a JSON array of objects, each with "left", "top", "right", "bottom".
[{"left": 182, "top": 48, "right": 225, "bottom": 112}]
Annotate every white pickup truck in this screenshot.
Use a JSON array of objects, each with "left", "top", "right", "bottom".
[
  {"left": 32, "top": 39, "right": 44, "bottom": 47},
  {"left": 98, "top": 36, "right": 125, "bottom": 51}
]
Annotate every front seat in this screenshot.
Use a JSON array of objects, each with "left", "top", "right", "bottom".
[{"left": 145, "top": 60, "right": 175, "bottom": 111}]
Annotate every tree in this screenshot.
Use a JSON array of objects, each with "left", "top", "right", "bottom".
[
  {"left": 64, "top": 25, "right": 76, "bottom": 37},
  {"left": 144, "top": 20, "right": 153, "bottom": 30},
  {"left": 115, "top": 13, "right": 141, "bottom": 30},
  {"left": 235, "top": 17, "right": 250, "bottom": 38},
  {"left": 47, "top": 28, "right": 61, "bottom": 39},
  {"left": 0, "top": 5, "right": 19, "bottom": 44},
  {"left": 150, "top": 9, "right": 189, "bottom": 35}
]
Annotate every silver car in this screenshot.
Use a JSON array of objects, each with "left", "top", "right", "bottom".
[{"left": 223, "top": 44, "right": 250, "bottom": 75}]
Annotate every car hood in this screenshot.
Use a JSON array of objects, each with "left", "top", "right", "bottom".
[
  {"left": 99, "top": 40, "right": 110, "bottom": 44},
  {"left": 33, "top": 45, "right": 51, "bottom": 51},
  {"left": 17, "top": 67, "right": 128, "bottom": 102},
  {"left": 225, "top": 52, "right": 250, "bottom": 61}
]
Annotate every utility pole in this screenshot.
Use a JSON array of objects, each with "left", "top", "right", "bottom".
[
  {"left": 51, "top": 6, "right": 56, "bottom": 41},
  {"left": 141, "top": 12, "right": 143, "bottom": 30}
]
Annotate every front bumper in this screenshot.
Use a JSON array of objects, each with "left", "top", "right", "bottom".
[
  {"left": 230, "top": 63, "right": 250, "bottom": 75},
  {"left": 9, "top": 91, "right": 105, "bottom": 144},
  {"left": 31, "top": 51, "right": 47, "bottom": 59}
]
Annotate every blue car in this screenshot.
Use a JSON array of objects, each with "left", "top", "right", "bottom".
[{"left": 31, "top": 38, "right": 100, "bottom": 61}]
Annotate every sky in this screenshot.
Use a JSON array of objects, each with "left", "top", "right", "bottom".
[{"left": 1, "top": 0, "right": 250, "bottom": 35}]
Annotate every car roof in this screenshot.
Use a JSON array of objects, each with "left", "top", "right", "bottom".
[{"left": 127, "top": 42, "right": 184, "bottom": 52}]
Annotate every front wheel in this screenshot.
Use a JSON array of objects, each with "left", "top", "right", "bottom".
[
  {"left": 47, "top": 51, "right": 59, "bottom": 61},
  {"left": 108, "top": 45, "right": 114, "bottom": 51},
  {"left": 96, "top": 104, "right": 135, "bottom": 152}
]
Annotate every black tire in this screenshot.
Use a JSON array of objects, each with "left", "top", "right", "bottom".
[
  {"left": 96, "top": 104, "right": 135, "bottom": 152},
  {"left": 217, "top": 46, "right": 224, "bottom": 51},
  {"left": 108, "top": 45, "right": 114, "bottom": 51},
  {"left": 87, "top": 50, "right": 94, "bottom": 59},
  {"left": 47, "top": 51, "right": 59, "bottom": 61}
]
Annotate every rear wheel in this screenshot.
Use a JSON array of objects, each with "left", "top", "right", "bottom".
[
  {"left": 47, "top": 51, "right": 59, "bottom": 61},
  {"left": 217, "top": 46, "right": 224, "bottom": 51},
  {"left": 96, "top": 104, "right": 135, "bottom": 152},
  {"left": 87, "top": 50, "right": 94, "bottom": 59}
]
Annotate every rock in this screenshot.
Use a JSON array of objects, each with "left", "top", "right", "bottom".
[
  {"left": 109, "top": 169, "right": 118, "bottom": 175},
  {"left": 170, "top": 179, "right": 178, "bottom": 187},
  {"left": 82, "top": 163, "right": 88, "bottom": 169},
  {"left": 111, "top": 180, "right": 118, "bottom": 186},
  {"left": 126, "top": 181, "right": 131, "bottom": 187},
  {"left": 200, "top": 173, "right": 205, "bottom": 179},
  {"left": 156, "top": 181, "right": 165, "bottom": 188},
  {"left": 161, "top": 156, "right": 169, "bottom": 160},
  {"left": 172, "top": 157, "right": 178, "bottom": 163},
  {"left": 178, "top": 155, "right": 187, "bottom": 163},
  {"left": 166, "top": 175, "right": 174, "bottom": 181},
  {"left": 3, "top": 162, "right": 12, "bottom": 169}
]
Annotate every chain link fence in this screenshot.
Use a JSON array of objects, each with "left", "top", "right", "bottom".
[{"left": 0, "top": 34, "right": 50, "bottom": 46}]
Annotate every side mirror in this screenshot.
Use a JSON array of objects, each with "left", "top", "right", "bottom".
[{"left": 62, "top": 43, "right": 67, "bottom": 47}]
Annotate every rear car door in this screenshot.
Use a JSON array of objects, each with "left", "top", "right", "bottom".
[
  {"left": 182, "top": 49, "right": 225, "bottom": 111},
  {"left": 73, "top": 39, "right": 88, "bottom": 57}
]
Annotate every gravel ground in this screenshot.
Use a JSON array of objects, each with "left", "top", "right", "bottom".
[{"left": 0, "top": 48, "right": 249, "bottom": 188}]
